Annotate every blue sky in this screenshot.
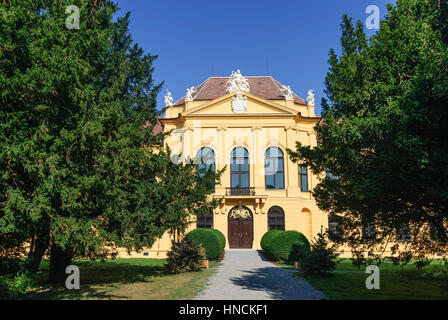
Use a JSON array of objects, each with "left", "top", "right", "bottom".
[{"left": 116, "top": 0, "right": 394, "bottom": 115}]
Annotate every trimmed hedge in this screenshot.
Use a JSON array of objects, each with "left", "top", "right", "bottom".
[
  {"left": 211, "top": 229, "right": 226, "bottom": 252},
  {"left": 186, "top": 229, "right": 223, "bottom": 260},
  {"left": 265, "top": 230, "right": 310, "bottom": 261},
  {"left": 260, "top": 229, "right": 283, "bottom": 253}
]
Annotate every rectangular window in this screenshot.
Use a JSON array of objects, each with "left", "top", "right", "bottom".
[
  {"left": 396, "top": 222, "right": 411, "bottom": 242},
  {"left": 328, "top": 215, "right": 342, "bottom": 241},
  {"left": 299, "top": 166, "right": 308, "bottom": 192},
  {"left": 362, "top": 218, "right": 376, "bottom": 241},
  {"left": 430, "top": 222, "right": 446, "bottom": 242},
  {"left": 197, "top": 214, "right": 213, "bottom": 228}
]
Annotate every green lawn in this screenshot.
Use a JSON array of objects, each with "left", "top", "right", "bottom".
[
  {"left": 24, "top": 258, "right": 218, "bottom": 300},
  {"left": 278, "top": 259, "right": 448, "bottom": 300}
]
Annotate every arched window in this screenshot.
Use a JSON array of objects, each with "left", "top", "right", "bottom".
[
  {"left": 268, "top": 206, "right": 285, "bottom": 230},
  {"left": 265, "top": 147, "right": 284, "bottom": 189},
  {"left": 196, "top": 147, "right": 215, "bottom": 228},
  {"left": 196, "top": 147, "right": 215, "bottom": 177},
  {"left": 230, "top": 147, "right": 249, "bottom": 189}
]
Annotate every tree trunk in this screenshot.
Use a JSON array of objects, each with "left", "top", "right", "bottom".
[
  {"left": 25, "top": 233, "right": 50, "bottom": 273},
  {"left": 48, "top": 244, "right": 73, "bottom": 285}
]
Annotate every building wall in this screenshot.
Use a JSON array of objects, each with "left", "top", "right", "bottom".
[{"left": 118, "top": 92, "right": 328, "bottom": 259}]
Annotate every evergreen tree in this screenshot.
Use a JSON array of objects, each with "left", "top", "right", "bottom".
[
  {"left": 0, "top": 0, "right": 221, "bottom": 284},
  {"left": 300, "top": 230, "right": 338, "bottom": 275},
  {"left": 287, "top": 0, "right": 448, "bottom": 262}
]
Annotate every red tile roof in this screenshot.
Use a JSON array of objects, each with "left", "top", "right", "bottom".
[
  {"left": 143, "top": 120, "right": 164, "bottom": 135},
  {"left": 173, "top": 76, "right": 307, "bottom": 106}
]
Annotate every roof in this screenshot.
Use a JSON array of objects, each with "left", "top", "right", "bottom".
[
  {"left": 143, "top": 119, "right": 164, "bottom": 135},
  {"left": 173, "top": 76, "right": 307, "bottom": 106}
]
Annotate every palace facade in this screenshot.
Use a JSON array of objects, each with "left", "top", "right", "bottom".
[{"left": 119, "top": 70, "right": 329, "bottom": 258}]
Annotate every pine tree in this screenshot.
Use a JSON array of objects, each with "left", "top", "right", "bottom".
[{"left": 300, "top": 230, "right": 338, "bottom": 275}]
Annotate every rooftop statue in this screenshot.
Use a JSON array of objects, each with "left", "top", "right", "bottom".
[
  {"left": 226, "top": 70, "right": 250, "bottom": 93},
  {"left": 280, "top": 85, "right": 294, "bottom": 100},
  {"left": 307, "top": 89, "right": 315, "bottom": 106},
  {"left": 164, "top": 90, "right": 173, "bottom": 107},
  {"left": 185, "top": 86, "right": 196, "bottom": 102}
]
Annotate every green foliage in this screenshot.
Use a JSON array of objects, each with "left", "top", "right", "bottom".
[
  {"left": 268, "top": 231, "right": 310, "bottom": 261},
  {"left": 210, "top": 229, "right": 226, "bottom": 253},
  {"left": 186, "top": 229, "right": 223, "bottom": 260},
  {"left": 287, "top": 0, "right": 448, "bottom": 262},
  {"left": 0, "top": 271, "right": 38, "bottom": 299},
  {"left": 159, "top": 155, "right": 224, "bottom": 243},
  {"left": 260, "top": 229, "right": 283, "bottom": 254},
  {"left": 300, "top": 231, "right": 338, "bottom": 275},
  {"left": 164, "top": 238, "right": 206, "bottom": 274},
  {"left": 0, "top": 0, "right": 222, "bottom": 283}
]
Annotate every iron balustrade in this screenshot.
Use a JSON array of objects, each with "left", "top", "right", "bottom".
[{"left": 226, "top": 187, "right": 255, "bottom": 196}]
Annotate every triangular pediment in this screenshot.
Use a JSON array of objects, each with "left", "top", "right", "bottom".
[{"left": 182, "top": 91, "right": 298, "bottom": 117}]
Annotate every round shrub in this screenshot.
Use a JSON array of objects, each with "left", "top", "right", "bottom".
[
  {"left": 260, "top": 230, "right": 283, "bottom": 253},
  {"left": 186, "top": 229, "right": 222, "bottom": 260},
  {"left": 269, "top": 231, "right": 310, "bottom": 261},
  {"left": 211, "top": 229, "right": 226, "bottom": 252}
]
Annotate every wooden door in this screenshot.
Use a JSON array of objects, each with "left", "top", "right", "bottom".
[
  {"left": 228, "top": 219, "right": 241, "bottom": 248},
  {"left": 228, "top": 205, "right": 253, "bottom": 248}
]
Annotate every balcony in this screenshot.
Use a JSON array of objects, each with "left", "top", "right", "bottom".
[{"left": 226, "top": 187, "right": 256, "bottom": 196}]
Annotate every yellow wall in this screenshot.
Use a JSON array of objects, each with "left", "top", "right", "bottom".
[{"left": 119, "top": 91, "right": 328, "bottom": 259}]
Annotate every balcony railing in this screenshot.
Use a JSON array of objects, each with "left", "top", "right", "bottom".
[{"left": 226, "top": 187, "right": 255, "bottom": 196}]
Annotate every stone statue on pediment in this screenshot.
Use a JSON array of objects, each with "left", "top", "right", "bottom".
[{"left": 226, "top": 70, "right": 250, "bottom": 93}]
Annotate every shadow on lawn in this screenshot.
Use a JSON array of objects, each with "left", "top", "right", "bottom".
[{"left": 25, "top": 262, "right": 167, "bottom": 300}]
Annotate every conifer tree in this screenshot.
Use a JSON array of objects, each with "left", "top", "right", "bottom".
[
  {"left": 0, "top": 0, "right": 222, "bottom": 284},
  {"left": 288, "top": 0, "right": 448, "bottom": 262}
]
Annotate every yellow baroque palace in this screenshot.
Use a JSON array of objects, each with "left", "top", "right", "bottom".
[{"left": 118, "top": 70, "right": 329, "bottom": 258}]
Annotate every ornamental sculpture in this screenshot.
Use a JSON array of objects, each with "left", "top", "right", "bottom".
[
  {"left": 164, "top": 90, "right": 173, "bottom": 107},
  {"left": 229, "top": 205, "right": 252, "bottom": 219},
  {"left": 280, "top": 85, "right": 294, "bottom": 101},
  {"left": 231, "top": 92, "right": 248, "bottom": 113},
  {"left": 226, "top": 70, "right": 250, "bottom": 93},
  {"left": 185, "top": 86, "right": 196, "bottom": 102},
  {"left": 307, "top": 89, "right": 315, "bottom": 106}
]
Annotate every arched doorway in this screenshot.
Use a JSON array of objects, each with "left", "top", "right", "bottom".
[{"left": 228, "top": 205, "right": 253, "bottom": 248}]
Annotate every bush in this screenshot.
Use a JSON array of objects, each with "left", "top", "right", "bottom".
[
  {"left": 0, "top": 271, "right": 38, "bottom": 299},
  {"left": 165, "top": 238, "right": 206, "bottom": 274},
  {"left": 186, "top": 228, "right": 223, "bottom": 260},
  {"left": 299, "top": 231, "right": 338, "bottom": 275},
  {"left": 260, "top": 229, "right": 283, "bottom": 252},
  {"left": 269, "top": 230, "right": 310, "bottom": 261},
  {"left": 211, "top": 229, "right": 226, "bottom": 252}
]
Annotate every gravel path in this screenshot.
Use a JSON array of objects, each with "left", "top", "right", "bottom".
[{"left": 196, "top": 249, "right": 327, "bottom": 300}]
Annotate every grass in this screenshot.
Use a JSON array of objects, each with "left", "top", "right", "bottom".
[
  {"left": 24, "top": 258, "right": 218, "bottom": 300},
  {"left": 277, "top": 258, "right": 448, "bottom": 300}
]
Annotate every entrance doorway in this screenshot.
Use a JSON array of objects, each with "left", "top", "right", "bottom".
[{"left": 228, "top": 205, "right": 253, "bottom": 248}]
